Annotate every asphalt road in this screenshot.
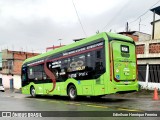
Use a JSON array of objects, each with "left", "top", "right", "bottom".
[{"left": 0, "top": 90, "right": 160, "bottom": 120}]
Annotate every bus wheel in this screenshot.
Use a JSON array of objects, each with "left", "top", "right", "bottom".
[
  {"left": 68, "top": 85, "right": 77, "bottom": 100},
  {"left": 30, "top": 86, "right": 36, "bottom": 97}
]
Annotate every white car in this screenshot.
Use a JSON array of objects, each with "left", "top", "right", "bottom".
[{"left": 0, "top": 84, "right": 5, "bottom": 92}]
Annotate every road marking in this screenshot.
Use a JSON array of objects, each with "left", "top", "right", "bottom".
[
  {"left": 117, "top": 108, "right": 141, "bottom": 111},
  {"left": 12, "top": 96, "right": 142, "bottom": 111},
  {"left": 63, "top": 102, "right": 81, "bottom": 106},
  {"left": 48, "top": 101, "right": 59, "bottom": 103},
  {"left": 68, "top": 103, "right": 81, "bottom": 106},
  {"left": 6, "top": 96, "right": 11, "bottom": 98},
  {"left": 86, "top": 104, "right": 108, "bottom": 108},
  {"left": 5, "top": 95, "right": 144, "bottom": 111},
  {"left": 35, "top": 99, "right": 47, "bottom": 102}
]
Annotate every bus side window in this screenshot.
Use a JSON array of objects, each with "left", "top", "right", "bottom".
[
  {"left": 34, "top": 65, "right": 43, "bottom": 80},
  {"left": 28, "top": 67, "right": 34, "bottom": 80},
  {"left": 87, "top": 52, "right": 92, "bottom": 67},
  {"left": 58, "top": 59, "right": 68, "bottom": 81},
  {"left": 94, "top": 49, "right": 105, "bottom": 78},
  {"left": 95, "top": 62, "right": 104, "bottom": 71},
  {"left": 27, "top": 65, "right": 43, "bottom": 81},
  {"left": 42, "top": 71, "right": 48, "bottom": 80},
  {"left": 96, "top": 50, "right": 101, "bottom": 58}
]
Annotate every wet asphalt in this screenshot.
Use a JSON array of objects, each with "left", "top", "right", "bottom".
[{"left": 0, "top": 89, "right": 160, "bottom": 120}]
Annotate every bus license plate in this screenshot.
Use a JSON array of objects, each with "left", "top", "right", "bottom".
[{"left": 124, "top": 81, "right": 130, "bottom": 84}]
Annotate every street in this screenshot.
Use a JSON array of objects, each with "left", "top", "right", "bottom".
[{"left": 0, "top": 90, "right": 160, "bottom": 120}]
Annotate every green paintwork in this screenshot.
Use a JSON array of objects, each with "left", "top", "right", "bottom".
[
  {"left": 23, "top": 32, "right": 132, "bottom": 64},
  {"left": 112, "top": 41, "right": 136, "bottom": 81},
  {"left": 22, "top": 32, "right": 138, "bottom": 97}
]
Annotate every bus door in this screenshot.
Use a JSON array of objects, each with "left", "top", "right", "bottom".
[
  {"left": 22, "top": 66, "right": 28, "bottom": 87},
  {"left": 111, "top": 41, "right": 137, "bottom": 83}
]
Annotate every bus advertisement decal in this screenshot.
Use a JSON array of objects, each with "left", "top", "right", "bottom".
[{"left": 44, "top": 58, "right": 56, "bottom": 94}]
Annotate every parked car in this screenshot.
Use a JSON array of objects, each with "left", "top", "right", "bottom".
[
  {"left": 0, "top": 78, "right": 5, "bottom": 92},
  {"left": 0, "top": 84, "right": 5, "bottom": 92}
]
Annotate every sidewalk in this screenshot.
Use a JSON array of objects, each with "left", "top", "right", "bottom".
[
  {"left": 4, "top": 88, "right": 21, "bottom": 94},
  {"left": 104, "top": 89, "right": 154, "bottom": 99}
]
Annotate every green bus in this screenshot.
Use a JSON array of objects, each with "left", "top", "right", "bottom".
[{"left": 21, "top": 32, "right": 138, "bottom": 100}]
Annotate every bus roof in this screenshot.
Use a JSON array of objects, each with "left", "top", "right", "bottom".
[{"left": 23, "top": 32, "right": 133, "bottom": 64}]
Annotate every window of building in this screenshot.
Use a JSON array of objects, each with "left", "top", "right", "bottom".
[
  {"left": 8, "top": 60, "right": 13, "bottom": 70},
  {"left": 138, "top": 65, "right": 146, "bottom": 82}
]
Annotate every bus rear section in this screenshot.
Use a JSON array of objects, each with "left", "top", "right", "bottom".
[{"left": 108, "top": 40, "right": 138, "bottom": 94}]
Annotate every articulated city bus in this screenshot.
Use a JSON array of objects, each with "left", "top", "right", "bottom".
[{"left": 21, "top": 32, "right": 138, "bottom": 100}]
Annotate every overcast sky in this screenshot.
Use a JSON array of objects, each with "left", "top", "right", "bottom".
[{"left": 0, "top": 0, "right": 160, "bottom": 53}]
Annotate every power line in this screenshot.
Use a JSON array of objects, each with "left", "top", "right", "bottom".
[
  {"left": 72, "top": 0, "right": 87, "bottom": 37},
  {"left": 101, "top": 0, "right": 130, "bottom": 31},
  {"left": 129, "top": 0, "right": 160, "bottom": 24}
]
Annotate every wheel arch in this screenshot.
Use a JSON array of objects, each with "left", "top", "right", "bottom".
[
  {"left": 67, "top": 83, "right": 76, "bottom": 95},
  {"left": 30, "top": 85, "right": 35, "bottom": 94}
]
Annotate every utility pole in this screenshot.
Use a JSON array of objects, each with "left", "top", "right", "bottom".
[
  {"left": 152, "top": 10, "right": 155, "bottom": 39},
  {"left": 139, "top": 18, "right": 141, "bottom": 32},
  {"left": 126, "top": 22, "right": 129, "bottom": 32},
  {"left": 96, "top": 30, "right": 99, "bottom": 34},
  {"left": 150, "top": 6, "right": 160, "bottom": 40},
  {"left": 58, "top": 39, "right": 62, "bottom": 46}
]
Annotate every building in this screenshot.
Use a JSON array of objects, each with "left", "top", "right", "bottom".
[
  {"left": 151, "top": 6, "right": 160, "bottom": 39},
  {"left": 150, "top": 6, "right": 160, "bottom": 39},
  {"left": 133, "top": 6, "right": 160, "bottom": 90},
  {"left": 1, "top": 49, "right": 39, "bottom": 89},
  {"left": 136, "top": 40, "right": 160, "bottom": 90},
  {"left": 119, "top": 31, "right": 159, "bottom": 90},
  {"left": 0, "top": 52, "right": 2, "bottom": 71},
  {"left": 46, "top": 45, "right": 65, "bottom": 52},
  {"left": 151, "top": 19, "right": 160, "bottom": 39},
  {"left": 119, "top": 31, "right": 151, "bottom": 42},
  {"left": 0, "top": 52, "right": 2, "bottom": 85}
]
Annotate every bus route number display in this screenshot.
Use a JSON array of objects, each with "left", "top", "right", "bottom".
[{"left": 121, "top": 45, "right": 129, "bottom": 53}]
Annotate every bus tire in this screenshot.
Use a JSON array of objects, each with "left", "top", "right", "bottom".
[
  {"left": 1, "top": 90, "right": 5, "bottom": 92},
  {"left": 68, "top": 85, "right": 77, "bottom": 100},
  {"left": 30, "top": 86, "right": 36, "bottom": 97}
]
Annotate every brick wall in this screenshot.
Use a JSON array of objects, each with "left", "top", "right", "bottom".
[
  {"left": 13, "top": 52, "right": 39, "bottom": 60},
  {"left": 14, "top": 52, "right": 26, "bottom": 60},
  {"left": 12, "top": 52, "right": 39, "bottom": 75},
  {"left": 26, "top": 53, "right": 39, "bottom": 58},
  {"left": 127, "top": 34, "right": 139, "bottom": 42},
  {"left": 1, "top": 49, "right": 39, "bottom": 75},
  {"left": 13, "top": 60, "right": 23, "bottom": 75},
  {"left": 149, "top": 43, "right": 160, "bottom": 53},
  {"left": 121, "top": 34, "right": 139, "bottom": 42},
  {"left": 136, "top": 44, "right": 145, "bottom": 54},
  {"left": 136, "top": 40, "right": 160, "bottom": 59}
]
